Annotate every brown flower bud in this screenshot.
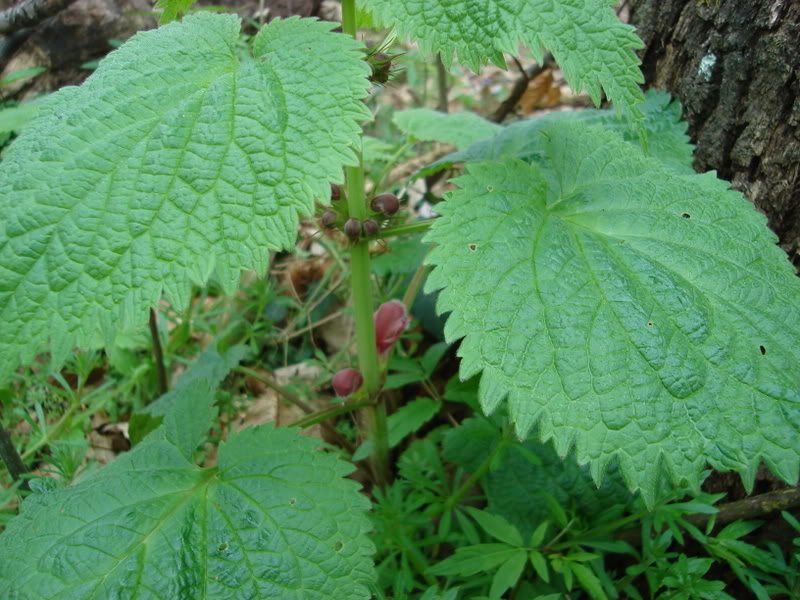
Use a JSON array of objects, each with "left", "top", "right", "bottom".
[
  {"left": 370, "top": 193, "right": 399, "bottom": 216},
  {"left": 320, "top": 210, "right": 338, "bottom": 228},
  {"left": 330, "top": 183, "right": 342, "bottom": 202},
  {"left": 344, "top": 217, "right": 362, "bottom": 239},
  {"left": 362, "top": 219, "right": 379, "bottom": 236}
]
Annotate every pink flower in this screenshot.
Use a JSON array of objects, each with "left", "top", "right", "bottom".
[
  {"left": 374, "top": 300, "right": 410, "bottom": 354},
  {"left": 332, "top": 368, "right": 363, "bottom": 397}
]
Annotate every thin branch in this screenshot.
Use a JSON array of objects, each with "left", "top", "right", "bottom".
[
  {"left": 490, "top": 53, "right": 553, "bottom": 123},
  {"left": 616, "top": 486, "right": 800, "bottom": 546},
  {"left": 435, "top": 53, "right": 449, "bottom": 113},
  {"left": 0, "top": 424, "right": 29, "bottom": 491},
  {"left": 236, "top": 366, "right": 315, "bottom": 414},
  {"left": 149, "top": 308, "right": 168, "bottom": 395},
  {"left": 236, "top": 366, "right": 356, "bottom": 453},
  {"left": 0, "top": 0, "right": 78, "bottom": 34},
  {"left": 688, "top": 486, "right": 800, "bottom": 527}
]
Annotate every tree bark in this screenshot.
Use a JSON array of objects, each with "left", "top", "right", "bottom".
[{"left": 628, "top": 0, "right": 800, "bottom": 265}]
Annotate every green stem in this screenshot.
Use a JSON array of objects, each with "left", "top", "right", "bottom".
[
  {"left": 402, "top": 262, "right": 431, "bottom": 310},
  {"left": 375, "top": 218, "right": 436, "bottom": 239},
  {"left": 396, "top": 526, "right": 437, "bottom": 586},
  {"left": 21, "top": 401, "right": 80, "bottom": 461},
  {"left": 149, "top": 308, "right": 168, "bottom": 395},
  {"left": 373, "top": 140, "right": 413, "bottom": 192},
  {"left": 341, "top": 0, "right": 356, "bottom": 37},
  {"left": 342, "top": 0, "right": 389, "bottom": 487},
  {"left": 289, "top": 397, "right": 372, "bottom": 429},
  {"left": 442, "top": 431, "right": 511, "bottom": 513}
]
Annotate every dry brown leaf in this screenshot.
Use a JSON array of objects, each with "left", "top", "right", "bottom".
[{"left": 517, "top": 69, "right": 561, "bottom": 115}]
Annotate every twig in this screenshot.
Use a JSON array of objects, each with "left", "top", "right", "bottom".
[
  {"left": 401, "top": 260, "right": 431, "bottom": 310},
  {"left": 236, "top": 365, "right": 315, "bottom": 414},
  {"left": 688, "top": 486, "right": 800, "bottom": 527},
  {"left": 149, "top": 308, "right": 168, "bottom": 395},
  {"left": 0, "top": 424, "right": 29, "bottom": 491},
  {"left": 490, "top": 53, "right": 553, "bottom": 123},
  {"left": 0, "top": 28, "right": 31, "bottom": 67},
  {"left": 435, "top": 53, "right": 449, "bottom": 112},
  {"left": 289, "top": 397, "right": 372, "bottom": 430},
  {"left": 236, "top": 366, "right": 356, "bottom": 453},
  {"left": 275, "top": 309, "right": 345, "bottom": 343},
  {"left": 0, "top": 0, "right": 79, "bottom": 34},
  {"left": 616, "top": 486, "right": 800, "bottom": 546}
]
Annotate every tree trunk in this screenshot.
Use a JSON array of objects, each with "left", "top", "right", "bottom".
[{"left": 628, "top": 0, "right": 800, "bottom": 265}]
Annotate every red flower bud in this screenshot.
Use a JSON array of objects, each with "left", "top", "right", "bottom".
[
  {"left": 370, "top": 193, "right": 400, "bottom": 216},
  {"left": 330, "top": 183, "right": 342, "bottom": 202},
  {"left": 374, "top": 300, "right": 410, "bottom": 354},
  {"left": 344, "top": 217, "right": 362, "bottom": 239},
  {"left": 320, "top": 210, "right": 338, "bottom": 228},
  {"left": 362, "top": 219, "right": 379, "bottom": 236},
  {"left": 332, "top": 368, "right": 363, "bottom": 397}
]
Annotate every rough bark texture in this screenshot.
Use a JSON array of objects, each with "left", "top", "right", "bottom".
[
  {"left": 0, "top": 0, "right": 156, "bottom": 100},
  {"left": 629, "top": 0, "right": 800, "bottom": 265}
]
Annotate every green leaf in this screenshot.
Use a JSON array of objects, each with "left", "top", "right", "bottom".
[
  {"left": 571, "top": 563, "right": 608, "bottom": 600},
  {"left": 362, "top": 135, "right": 400, "bottom": 162},
  {"left": 372, "top": 232, "right": 431, "bottom": 276},
  {"left": 782, "top": 510, "right": 800, "bottom": 532},
  {"left": 128, "top": 412, "right": 164, "bottom": 446},
  {"left": 0, "top": 14, "right": 371, "bottom": 382},
  {"left": 530, "top": 521, "right": 549, "bottom": 547},
  {"left": 353, "top": 396, "right": 440, "bottom": 460},
  {"left": 428, "top": 543, "right": 517, "bottom": 576},
  {"left": 130, "top": 343, "right": 247, "bottom": 446},
  {"left": 393, "top": 108, "right": 502, "bottom": 150},
  {"left": 424, "top": 122, "right": 800, "bottom": 504},
  {"left": 363, "top": 0, "right": 645, "bottom": 119},
  {"left": 155, "top": 0, "right": 199, "bottom": 23},
  {"left": 0, "top": 423, "right": 375, "bottom": 598},
  {"left": 529, "top": 550, "right": 550, "bottom": 582},
  {"left": 465, "top": 507, "right": 523, "bottom": 547},
  {"left": 0, "top": 103, "right": 40, "bottom": 133},
  {"left": 421, "top": 90, "right": 694, "bottom": 178},
  {"left": 0, "top": 66, "right": 46, "bottom": 86},
  {"left": 489, "top": 549, "right": 527, "bottom": 599}
]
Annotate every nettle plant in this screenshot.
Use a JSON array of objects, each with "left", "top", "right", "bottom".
[{"left": 0, "top": 0, "right": 798, "bottom": 598}]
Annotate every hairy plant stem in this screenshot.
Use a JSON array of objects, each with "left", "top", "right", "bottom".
[
  {"left": 149, "top": 308, "right": 168, "bottom": 395},
  {"left": 376, "top": 218, "right": 435, "bottom": 239},
  {"left": 289, "top": 397, "right": 372, "bottom": 430},
  {"left": 342, "top": 0, "right": 389, "bottom": 487}
]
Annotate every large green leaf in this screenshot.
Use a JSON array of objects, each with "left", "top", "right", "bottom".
[
  {"left": 0, "top": 14, "right": 371, "bottom": 382},
  {"left": 424, "top": 122, "right": 800, "bottom": 504},
  {"left": 362, "top": 0, "right": 644, "bottom": 119},
  {"left": 419, "top": 90, "right": 694, "bottom": 178},
  {"left": 393, "top": 108, "right": 502, "bottom": 150},
  {"left": 0, "top": 381, "right": 375, "bottom": 598}
]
